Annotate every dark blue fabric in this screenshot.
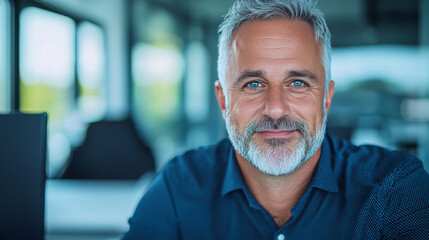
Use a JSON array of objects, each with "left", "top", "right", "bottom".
[{"left": 123, "top": 134, "right": 429, "bottom": 240}]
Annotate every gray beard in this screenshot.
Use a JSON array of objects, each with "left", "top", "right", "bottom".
[{"left": 225, "top": 110, "right": 326, "bottom": 176}]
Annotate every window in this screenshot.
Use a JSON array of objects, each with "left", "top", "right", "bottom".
[
  {"left": 20, "top": 7, "right": 75, "bottom": 117},
  {"left": 184, "top": 40, "right": 211, "bottom": 147},
  {"left": 332, "top": 45, "right": 427, "bottom": 93},
  {"left": 77, "top": 21, "right": 106, "bottom": 122},
  {"left": 20, "top": 7, "right": 76, "bottom": 176},
  {"left": 131, "top": 7, "right": 185, "bottom": 165},
  {"left": 0, "top": 0, "right": 10, "bottom": 112},
  {"left": 19, "top": 5, "right": 108, "bottom": 177},
  {"left": 328, "top": 45, "right": 429, "bottom": 157}
]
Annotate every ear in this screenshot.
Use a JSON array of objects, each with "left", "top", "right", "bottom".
[
  {"left": 324, "top": 80, "right": 335, "bottom": 115},
  {"left": 215, "top": 80, "right": 226, "bottom": 120}
]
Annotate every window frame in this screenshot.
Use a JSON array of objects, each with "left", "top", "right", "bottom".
[{"left": 0, "top": 0, "right": 11, "bottom": 111}]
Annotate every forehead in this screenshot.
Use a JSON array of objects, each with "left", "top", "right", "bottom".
[
  {"left": 232, "top": 19, "right": 320, "bottom": 56},
  {"left": 227, "top": 19, "right": 325, "bottom": 83}
]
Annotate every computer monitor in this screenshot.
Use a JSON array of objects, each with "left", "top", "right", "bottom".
[{"left": 0, "top": 112, "right": 47, "bottom": 240}]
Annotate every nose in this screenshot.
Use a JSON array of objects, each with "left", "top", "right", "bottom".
[{"left": 262, "top": 86, "right": 290, "bottom": 120}]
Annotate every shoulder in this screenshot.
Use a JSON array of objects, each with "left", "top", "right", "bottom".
[
  {"left": 162, "top": 138, "right": 232, "bottom": 189},
  {"left": 328, "top": 135, "right": 429, "bottom": 236},
  {"left": 328, "top": 134, "right": 424, "bottom": 186}
]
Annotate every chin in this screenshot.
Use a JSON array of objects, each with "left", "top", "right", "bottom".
[{"left": 247, "top": 142, "right": 307, "bottom": 176}]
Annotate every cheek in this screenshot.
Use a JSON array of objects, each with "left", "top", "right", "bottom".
[
  {"left": 228, "top": 93, "right": 264, "bottom": 128},
  {"left": 289, "top": 95, "right": 324, "bottom": 129}
]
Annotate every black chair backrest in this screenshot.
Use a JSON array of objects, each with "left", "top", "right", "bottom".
[
  {"left": 62, "top": 118, "right": 155, "bottom": 180},
  {"left": 0, "top": 112, "right": 47, "bottom": 240}
]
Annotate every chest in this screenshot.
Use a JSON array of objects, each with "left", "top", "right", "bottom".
[{"left": 175, "top": 189, "right": 383, "bottom": 240}]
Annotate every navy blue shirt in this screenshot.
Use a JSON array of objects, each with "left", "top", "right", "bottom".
[{"left": 123, "top": 134, "right": 429, "bottom": 239}]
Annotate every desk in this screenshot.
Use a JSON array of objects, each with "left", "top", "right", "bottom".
[{"left": 45, "top": 173, "right": 153, "bottom": 239}]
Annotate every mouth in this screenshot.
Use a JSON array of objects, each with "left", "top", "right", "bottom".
[{"left": 255, "top": 129, "right": 297, "bottom": 139}]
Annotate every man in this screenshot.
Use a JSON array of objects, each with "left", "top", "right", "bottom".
[{"left": 123, "top": 0, "right": 429, "bottom": 239}]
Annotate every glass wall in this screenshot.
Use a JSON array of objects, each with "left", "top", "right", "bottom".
[
  {"left": 328, "top": 45, "right": 429, "bottom": 160},
  {"left": 317, "top": 0, "right": 429, "bottom": 166},
  {"left": 0, "top": 0, "right": 10, "bottom": 112},
  {"left": 184, "top": 40, "right": 211, "bottom": 148},
  {"left": 131, "top": 3, "right": 185, "bottom": 166},
  {"left": 130, "top": 1, "right": 225, "bottom": 168}
]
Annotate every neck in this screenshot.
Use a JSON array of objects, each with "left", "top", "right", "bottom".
[{"left": 236, "top": 147, "right": 321, "bottom": 227}]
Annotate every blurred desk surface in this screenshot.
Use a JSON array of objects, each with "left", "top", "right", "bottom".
[{"left": 45, "top": 173, "right": 153, "bottom": 239}]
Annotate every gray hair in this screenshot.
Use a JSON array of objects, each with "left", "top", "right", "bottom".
[{"left": 217, "top": 0, "right": 331, "bottom": 95}]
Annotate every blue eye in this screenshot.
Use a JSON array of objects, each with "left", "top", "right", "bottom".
[
  {"left": 246, "top": 82, "right": 262, "bottom": 89},
  {"left": 291, "top": 80, "right": 305, "bottom": 87}
]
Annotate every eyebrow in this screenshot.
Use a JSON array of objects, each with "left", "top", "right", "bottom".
[
  {"left": 286, "top": 70, "right": 318, "bottom": 83},
  {"left": 234, "top": 69, "right": 319, "bottom": 86},
  {"left": 233, "top": 70, "right": 266, "bottom": 86}
]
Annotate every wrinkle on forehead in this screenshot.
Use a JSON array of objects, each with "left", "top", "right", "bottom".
[
  {"left": 230, "top": 19, "right": 320, "bottom": 57},
  {"left": 229, "top": 19, "right": 323, "bottom": 75}
]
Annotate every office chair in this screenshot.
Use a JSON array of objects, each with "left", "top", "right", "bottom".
[{"left": 61, "top": 118, "right": 155, "bottom": 180}]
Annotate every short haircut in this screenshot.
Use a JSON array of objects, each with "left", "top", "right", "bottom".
[{"left": 217, "top": 0, "right": 331, "bottom": 95}]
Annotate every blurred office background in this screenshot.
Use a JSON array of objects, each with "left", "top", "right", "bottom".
[{"left": 0, "top": 0, "right": 428, "bottom": 239}]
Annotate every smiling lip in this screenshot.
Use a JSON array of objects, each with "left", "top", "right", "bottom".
[{"left": 256, "top": 130, "right": 296, "bottom": 139}]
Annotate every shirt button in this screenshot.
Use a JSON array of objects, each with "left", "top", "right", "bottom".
[{"left": 277, "top": 233, "right": 285, "bottom": 240}]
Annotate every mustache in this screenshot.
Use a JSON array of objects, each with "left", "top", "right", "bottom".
[{"left": 245, "top": 116, "right": 308, "bottom": 136}]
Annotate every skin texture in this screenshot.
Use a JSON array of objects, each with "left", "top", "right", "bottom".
[{"left": 215, "top": 19, "right": 335, "bottom": 227}]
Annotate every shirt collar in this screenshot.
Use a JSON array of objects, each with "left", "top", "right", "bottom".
[
  {"left": 221, "top": 141, "right": 246, "bottom": 196},
  {"left": 309, "top": 134, "right": 339, "bottom": 192},
  {"left": 221, "top": 134, "right": 339, "bottom": 196}
]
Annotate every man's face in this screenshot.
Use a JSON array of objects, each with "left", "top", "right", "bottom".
[{"left": 216, "top": 19, "right": 334, "bottom": 176}]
